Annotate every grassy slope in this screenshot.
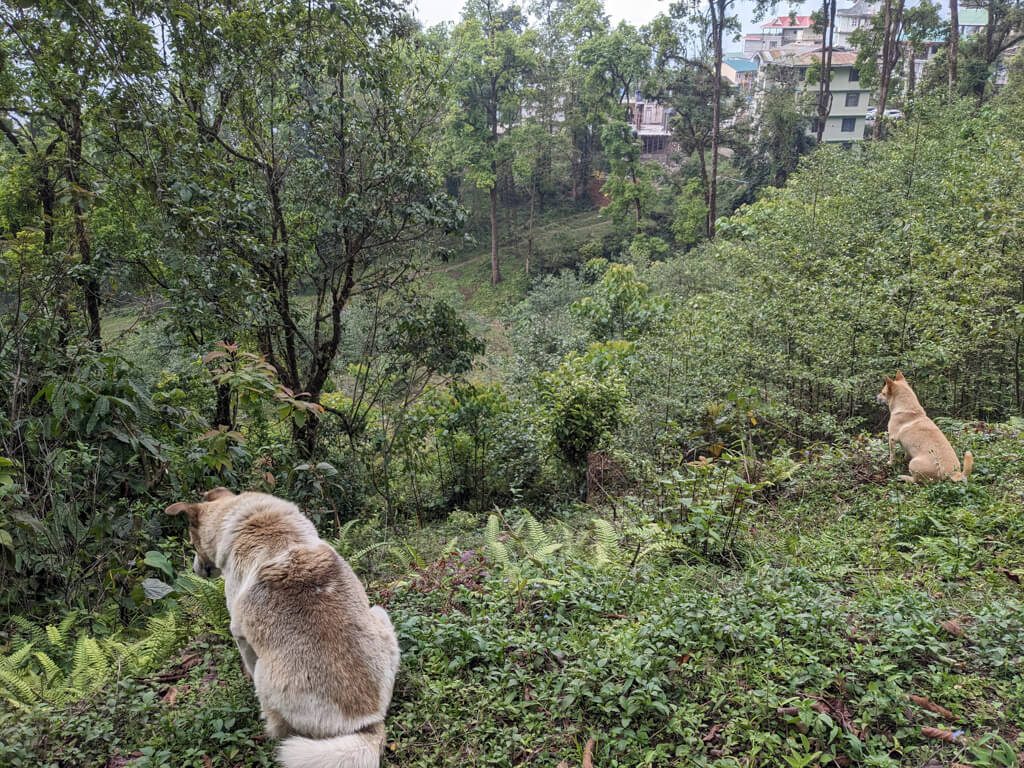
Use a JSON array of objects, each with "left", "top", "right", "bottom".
[
  {"left": 4, "top": 428, "right": 1022, "bottom": 768},
  {"left": 10, "top": 210, "right": 1023, "bottom": 767}
]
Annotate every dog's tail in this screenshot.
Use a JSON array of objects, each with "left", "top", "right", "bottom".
[
  {"left": 952, "top": 451, "right": 974, "bottom": 482},
  {"left": 278, "top": 722, "right": 384, "bottom": 768}
]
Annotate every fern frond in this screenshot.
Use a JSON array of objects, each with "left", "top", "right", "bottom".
[
  {"left": 523, "top": 512, "right": 551, "bottom": 551},
  {"left": 9, "top": 616, "right": 44, "bottom": 647},
  {"left": 485, "top": 515, "right": 510, "bottom": 566},
  {"left": 592, "top": 518, "right": 619, "bottom": 568},
  {"left": 45, "top": 624, "right": 62, "bottom": 649},
  {"left": 0, "top": 665, "right": 39, "bottom": 705},
  {"left": 1, "top": 641, "right": 35, "bottom": 670},
  {"left": 345, "top": 540, "right": 388, "bottom": 567},
  {"left": 32, "top": 651, "right": 62, "bottom": 685}
]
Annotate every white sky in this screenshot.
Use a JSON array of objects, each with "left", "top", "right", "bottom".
[{"left": 410, "top": 0, "right": 820, "bottom": 52}]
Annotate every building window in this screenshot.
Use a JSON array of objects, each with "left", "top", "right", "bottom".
[
  {"left": 845, "top": 92, "right": 859, "bottom": 107},
  {"left": 841, "top": 117, "right": 856, "bottom": 132},
  {"left": 849, "top": 67, "right": 860, "bottom": 81}
]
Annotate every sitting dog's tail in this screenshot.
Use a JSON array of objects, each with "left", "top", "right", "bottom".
[
  {"left": 278, "top": 722, "right": 384, "bottom": 768},
  {"left": 952, "top": 451, "right": 974, "bottom": 482}
]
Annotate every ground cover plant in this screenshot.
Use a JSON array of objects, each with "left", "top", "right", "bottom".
[
  {"left": 1, "top": 429, "right": 1022, "bottom": 767},
  {"left": 3, "top": 0, "right": 1024, "bottom": 764}
]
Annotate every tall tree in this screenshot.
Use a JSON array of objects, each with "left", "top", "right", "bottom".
[
  {"left": 451, "top": 0, "right": 536, "bottom": 286},
  {"left": 156, "top": 0, "right": 461, "bottom": 457},
  {"left": 949, "top": 0, "right": 960, "bottom": 94},
  {"left": 814, "top": 0, "right": 838, "bottom": 144},
  {"left": 0, "top": 0, "right": 157, "bottom": 347}
]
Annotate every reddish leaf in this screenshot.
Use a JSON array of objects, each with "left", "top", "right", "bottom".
[
  {"left": 921, "top": 726, "right": 962, "bottom": 742},
  {"left": 940, "top": 619, "right": 964, "bottom": 637},
  {"left": 702, "top": 724, "right": 723, "bottom": 742},
  {"left": 161, "top": 685, "right": 178, "bottom": 706},
  {"left": 908, "top": 694, "right": 956, "bottom": 722},
  {"left": 583, "top": 737, "right": 596, "bottom": 768},
  {"left": 202, "top": 756, "right": 214, "bottom": 768}
]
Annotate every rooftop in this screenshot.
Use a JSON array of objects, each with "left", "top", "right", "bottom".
[
  {"left": 724, "top": 57, "right": 759, "bottom": 72},
  {"left": 837, "top": 1, "right": 877, "bottom": 17},
  {"left": 762, "top": 15, "right": 814, "bottom": 29},
  {"left": 757, "top": 43, "right": 861, "bottom": 67}
]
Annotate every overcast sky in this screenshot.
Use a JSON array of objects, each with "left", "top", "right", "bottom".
[{"left": 410, "top": 0, "right": 821, "bottom": 52}]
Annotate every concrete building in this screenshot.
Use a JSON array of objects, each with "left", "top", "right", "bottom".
[
  {"left": 754, "top": 44, "right": 873, "bottom": 143},
  {"left": 744, "top": 15, "right": 818, "bottom": 55},
  {"left": 625, "top": 93, "right": 674, "bottom": 160},
  {"left": 722, "top": 57, "right": 759, "bottom": 95},
  {"left": 834, "top": 0, "right": 878, "bottom": 48}
]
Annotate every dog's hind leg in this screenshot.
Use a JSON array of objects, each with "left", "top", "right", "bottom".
[
  {"left": 232, "top": 631, "right": 258, "bottom": 679},
  {"left": 264, "top": 708, "right": 295, "bottom": 740}
]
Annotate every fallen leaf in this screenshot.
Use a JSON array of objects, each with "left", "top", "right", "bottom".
[
  {"left": 908, "top": 694, "right": 955, "bottom": 722},
  {"left": 921, "top": 726, "right": 962, "bottom": 743},
  {"left": 702, "top": 724, "right": 723, "bottom": 742},
  {"left": 557, "top": 763, "right": 569, "bottom": 768},
  {"left": 202, "top": 756, "right": 213, "bottom": 768},
  {"left": 161, "top": 685, "right": 179, "bottom": 706},
  {"left": 940, "top": 619, "right": 964, "bottom": 637},
  {"left": 583, "top": 737, "right": 596, "bottom": 768}
]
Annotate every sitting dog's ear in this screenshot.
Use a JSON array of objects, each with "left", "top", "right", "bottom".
[
  {"left": 165, "top": 502, "right": 199, "bottom": 521},
  {"left": 203, "top": 487, "right": 234, "bottom": 502},
  {"left": 884, "top": 376, "right": 893, "bottom": 385},
  {"left": 894, "top": 371, "right": 905, "bottom": 381}
]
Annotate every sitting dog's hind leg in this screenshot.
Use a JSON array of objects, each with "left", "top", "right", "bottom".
[
  {"left": 233, "top": 631, "right": 258, "bottom": 679},
  {"left": 264, "top": 708, "right": 295, "bottom": 740}
]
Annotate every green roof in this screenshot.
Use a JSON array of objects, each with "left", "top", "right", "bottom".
[{"left": 724, "top": 57, "right": 758, "bottom": 72}]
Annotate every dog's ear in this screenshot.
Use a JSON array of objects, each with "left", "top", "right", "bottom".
[
  {"left": 884, "top": 376, "right": 893, "bottom": 385},
  {"left": 894, "top": 371, "right": 905, "bottom": 381},
  {"left": 165, "top": 502, "right": 200, "bottom": 522},
  {"left": 203, "top": 487, "right": 234, "bottom": 502}
]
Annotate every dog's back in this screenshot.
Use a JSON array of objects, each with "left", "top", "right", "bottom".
[{"left": 225, "top": 494, "right": 399, "bottom": 767}]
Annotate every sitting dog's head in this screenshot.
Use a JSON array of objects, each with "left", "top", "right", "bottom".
[
  {"left": 165, "top": 487, "right": 236, "bottom": 577},
  {"left": 876, "top": 371, "right": 906, "bottom": 406}
]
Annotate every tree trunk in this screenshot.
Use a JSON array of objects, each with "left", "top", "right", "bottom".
[
  {"left": 68, "top": 104, "right": 102, "bottom": 347},
  {"left": 707, "top": 0, "right": 724, "bottom": 240},
  {"left": 948, "top": 0, "right": 959, "bottom": 95},
  {"left": 490, "top": 183, "right": 501, "bottom": 285},
  {"left": 526, "top": 182, "right": 535, "bottom": 277},
  {"left": 873, "top": 0, "right": 905, "bottom": 140},
  {"left": 215, "top": 383, "right": 232, "bottom": 429},
  {"left": 816, "top": 0, "right": 837, "bottom": 144}
]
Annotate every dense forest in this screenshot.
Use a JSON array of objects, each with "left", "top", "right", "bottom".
[{"left": 2, "top": 0, "right": 1024, "bottom": 766}]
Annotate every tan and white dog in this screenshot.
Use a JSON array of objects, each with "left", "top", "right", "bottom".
[
  {"left": 165, "top": 488, "right": 399, "bottom": 768},
  {"left": 877, "top": 372, "right": 973, "bottom": 483}
]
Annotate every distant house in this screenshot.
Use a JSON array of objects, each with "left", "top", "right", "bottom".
[
  {"left": 625, "top": 93, "right": 674, "bottom": 160},
  {"left": 722, "top": 57, "right": 759, "bottom": 95},
  {"left": 754, "top": 44, "right": 874, "bottom": 143},
  {"left": 834, "top": 0, "right": 877, "bottom": 48},
  {"left": 759, "top": 15, "right": 818, "bottom": 49}
]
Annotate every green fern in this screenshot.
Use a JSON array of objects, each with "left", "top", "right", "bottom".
[
  {"left": 485, "top": 514, "right": 510, "bottom": 566},
  {"left": 592, "top": 518, "right": 619, "bottom": 568}
]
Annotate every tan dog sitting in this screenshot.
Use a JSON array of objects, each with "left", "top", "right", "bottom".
[
  {"left": 877, "top": 372, "right": 973, "bottom": 483},
  {"left": 166, "top": 488, "right": 399, "bottom": 768}
]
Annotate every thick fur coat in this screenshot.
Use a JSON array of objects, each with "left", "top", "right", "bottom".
[
  {"left": 877, "top": 372, "right": 973, "bottom": 483},
  {"left": 166, "top": 489, "right": 399, "bottom": 768}
]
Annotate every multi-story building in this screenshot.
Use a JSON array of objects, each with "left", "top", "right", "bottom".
[
  {"left": 625, "top": 93, "right": 674, "bottom": 160},
  {"left": 834, "top": 0, "right": 877, "bottom": 48},
  {"left": 754, "top": 44, "right": 874, "bottom": 143},
  {"left": 743, "top": 15, "right": 818, "bottom": 55}
]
